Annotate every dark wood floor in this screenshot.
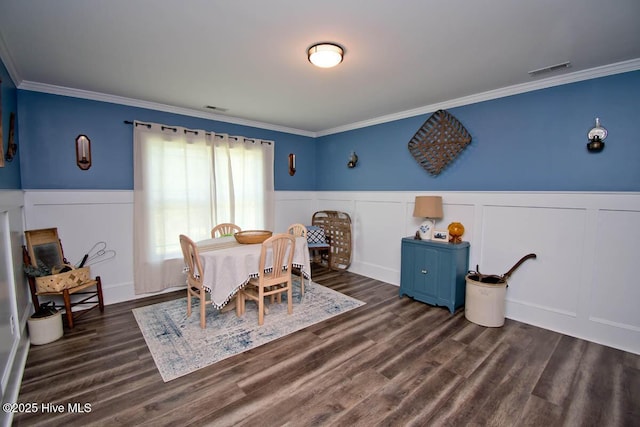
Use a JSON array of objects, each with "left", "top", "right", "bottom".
[{"left": 13, "top": 265, "right": 640, "bottom": 426}]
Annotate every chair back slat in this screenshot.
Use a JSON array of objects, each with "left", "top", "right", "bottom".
[
  {"left": 259, "top": 234, "right": 295, "bottom": 282},
  {"left": 179, "top": 234, "right": 204, "bottom": 288},
  {"left": 211, "top": 223, "right": 241, "bottom": 238},
  {"left": 287, "top": 223, "right": 307, "bottom": 238}
]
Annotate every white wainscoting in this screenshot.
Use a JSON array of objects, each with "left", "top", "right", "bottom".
[
  {"left": 307, "top": 191, "right": 640, "bottom": 355},
  {"left": 23, "top": 191, "right": 138, "bottom": 304},
  {"left": 22, "top": 190, "right": 640, "bottom": 355},
  {"left": 0, "top": 190, "right": 30, "bottom": 425}
]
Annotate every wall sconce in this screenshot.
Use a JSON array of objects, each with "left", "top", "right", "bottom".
[
  {"left": 76, "top": 134, "right": 92, "bottom": 170},
  {"left": 587, "top": 117, "right": 607, "bottom": 153},
  {"left": 5, "top": 112, "right": 17, "bottom": 162},
  {"left": 347, "top": 151, "right": 358, "bottom": 168},
  {"left": 288, "top": 153, "right": 296, "bottom": 176}
]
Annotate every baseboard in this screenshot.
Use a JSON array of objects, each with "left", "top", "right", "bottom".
[
  {"left": 0, "top": 331, "right": 30, "bottom": 427},
  {"left": 103, "top": 280, "right": 185, "bottom": 306},
  {"left": 348, "top": 260, "right": 400, "bottom": 287}
]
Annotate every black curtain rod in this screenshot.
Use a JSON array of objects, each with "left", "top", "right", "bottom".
[
  {"left": 123, "top": 120, "right": 271, "bottom": 144},
  {"left": 124, "top": 120, "right": 150, "bottom": 128}
]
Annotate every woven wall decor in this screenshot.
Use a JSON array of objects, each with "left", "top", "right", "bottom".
[
  {"left": 312, "top": 210, "right": 352, "bottom": 270},
  {"left": 408, "top": 109, "right": 472, "bottom": 176}
]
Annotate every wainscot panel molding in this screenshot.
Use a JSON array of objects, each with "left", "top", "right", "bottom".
[
  {"left": 20, "top": 190, "right": 640, "bottom": 355},
  {"left": 23, "top": 190, "right": 141, "bottom": 305},
  {"left": 312, "top": 191, "right": 640, "bottom": 355},
  {"left": 0, "top": 190, "right": 30, "bottom": 427},
  {"left": 273, "top": 192, "right": 317, "bottom": 233}
]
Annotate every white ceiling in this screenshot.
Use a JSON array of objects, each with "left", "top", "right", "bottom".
[{"left": 1, "top": 0, "right": 639, "bottom": 136}]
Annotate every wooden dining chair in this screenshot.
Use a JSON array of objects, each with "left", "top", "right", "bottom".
[
  {"left": 211, "top": 223, "right": 241, "bottom": 238},
  {"left": 287, "top": 223, "right": 307, "bottom": 296},
  {"left": 239, "top": 233, "right": 295, "bottom": 325},
  {"left": 180, "top": 234, "right": 240, "bottom": 328},
  {"left": 287, "top": 223, "right": 307, "bottom": 239}
]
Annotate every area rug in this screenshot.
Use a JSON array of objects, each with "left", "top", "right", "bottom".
[{"left": 132, "top": 280, "right": 364, "bottom": 382}]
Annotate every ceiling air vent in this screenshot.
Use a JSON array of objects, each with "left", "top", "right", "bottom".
[
  {"left": 528, "top": 61, "right": 571, "bottom": 77},
  {"left": 205, "top": 105, "right": 228, "bottom": 112}
]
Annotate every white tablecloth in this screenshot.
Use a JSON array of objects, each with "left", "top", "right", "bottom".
[{"left": 196, "top": 235, "right": 311, "bottom": 308}]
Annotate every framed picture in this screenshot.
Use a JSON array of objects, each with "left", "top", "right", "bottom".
[{"left": 432, "top": 230, "right": 449, "bottom": 242}]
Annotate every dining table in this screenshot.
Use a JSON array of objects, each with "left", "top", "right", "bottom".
[{"left": 196, "top": 235, "right": 311, "bottom": 308}]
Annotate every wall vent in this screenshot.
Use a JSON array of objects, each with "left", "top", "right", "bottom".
[
  {"left": 205, "top": 105, "right": 228, "bottom": 112},
  {"left": 528, "top": 61, "right": 572, "bottom": 77}
]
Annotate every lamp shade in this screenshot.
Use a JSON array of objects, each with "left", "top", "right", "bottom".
[{"left": 413, "top": 196, "right": 443, "bottom": 218}]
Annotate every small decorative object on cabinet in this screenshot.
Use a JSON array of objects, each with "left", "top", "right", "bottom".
[
  {"left": 399, "top": 237, "right": 469, "bottom": 313},
  {"left": 432, "top": 230, "right": 449, "bottom": 242},
  {"left": 447, "top": 221, "right": 465, "bottom": 244}
]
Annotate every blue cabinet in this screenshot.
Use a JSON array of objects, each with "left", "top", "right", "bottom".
[{"left": 400, "top": 237, "right": 469, "bottom": 313}]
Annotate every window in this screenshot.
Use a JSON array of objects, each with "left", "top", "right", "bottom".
[{"left": 133, "top": 122, "right": 274, "bottom": 293}]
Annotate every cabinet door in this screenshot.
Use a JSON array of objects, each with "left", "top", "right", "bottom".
[
  {"left": 412, "top": 245, "right": 440, "bottom": 302},
  {"left": 400, "top": 238, "right": 469, "bottom": 313},
  {"left": 399, "top": 241, "right": 416, "bottom": 296},
  {"left": 435, "top": 251, "right": 456, "bottom": 306}
]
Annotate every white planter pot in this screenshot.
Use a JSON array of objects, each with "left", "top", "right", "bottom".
[{"left": 27, "top": 312, "right": 63, "bottom": 345}]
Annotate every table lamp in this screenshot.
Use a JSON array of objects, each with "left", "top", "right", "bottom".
[{"left": 413, "top": 196, "right": 443, "bottom": 240}]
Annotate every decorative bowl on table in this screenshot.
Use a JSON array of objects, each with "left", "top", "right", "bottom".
[{"left": 234, "top": 230, "right": 272, "bottom": 244}]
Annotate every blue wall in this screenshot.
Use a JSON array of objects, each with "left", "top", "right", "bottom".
[
  {"left": 17, "top": 91, "right": 316, "bottom": 190},
  {"left": 14, "top": 70, "right": 640, "bottom": 192},
  {"left": 317, "top": 71, "right": 640, "bottom": 191},
  {"left": 0, "top": 59, "right": 20, "bottom": 189}
]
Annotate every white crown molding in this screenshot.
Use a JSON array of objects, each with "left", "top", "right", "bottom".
[
  {"left": 16, "top": 81, "right": 316, "bottom": 138},
  {"left": 13, "top": 58, "right": 640, "bottom": 139},
  {"left": 316, "top": 58, "right": 640, "bottom": 137},
  {"left": 0, "top": 32, "right": 21, "bottom": 86}
]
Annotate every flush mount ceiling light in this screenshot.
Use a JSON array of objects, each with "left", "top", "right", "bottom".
[{"left": 308, "top": 43, "right": 344, "bottom": 68}]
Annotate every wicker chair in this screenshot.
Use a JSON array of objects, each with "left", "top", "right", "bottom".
[{"left": 211, "top": 223, "right": 241, "bottom": 238}]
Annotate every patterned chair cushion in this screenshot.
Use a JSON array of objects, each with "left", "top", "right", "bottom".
[{"left": 307, "top": 225, "right": 329, "bottom": 247}]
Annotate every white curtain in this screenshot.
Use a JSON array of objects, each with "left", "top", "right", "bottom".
[{"left": 133, "top": 121, "right": 274, "bottom": 294}]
